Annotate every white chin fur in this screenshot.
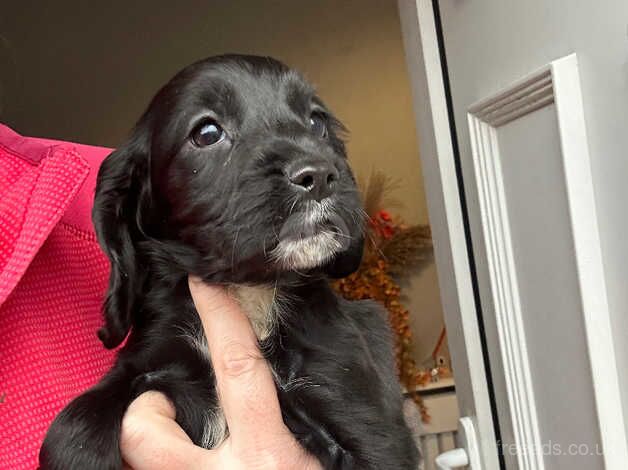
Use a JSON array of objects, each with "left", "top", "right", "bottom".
[{"left": 271, "top": 231, "right": 343, "bottom": 270}]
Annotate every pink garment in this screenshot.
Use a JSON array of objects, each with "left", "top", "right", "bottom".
[{"left": 0, "top": 124, "right": 116, "bottom": 469}]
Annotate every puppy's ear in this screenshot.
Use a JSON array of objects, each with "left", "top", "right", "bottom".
[
  {"left": 93, "top": 130, "right": 151, "bottom": 349},
  {"left": 324, "top": 232, "right": 365, "bottom": 279}
]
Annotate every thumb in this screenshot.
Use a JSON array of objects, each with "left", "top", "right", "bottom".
[{"left": 121, "top": 391, "right": 208, "bottom": 470}]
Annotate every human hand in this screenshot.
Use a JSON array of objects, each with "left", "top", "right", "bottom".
[{"left": 120, "top": 277, "right": 321, "bottom": 470}]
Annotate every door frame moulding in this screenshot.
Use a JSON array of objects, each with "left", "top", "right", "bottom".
[
  {"left": 467, "top": 53, "right": 628, "bottom": 469},
  {"left": 397, "top": 0, "right": 501, "bottom": 468}
]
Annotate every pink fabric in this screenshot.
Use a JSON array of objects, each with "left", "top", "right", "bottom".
[{"left": 0, "top": 124, "right": 116, "bottom": 469}]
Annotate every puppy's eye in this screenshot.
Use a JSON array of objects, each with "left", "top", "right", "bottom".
[
  {"left": 309, "top": 112, "right": 327, "bottom": 137},
  {"left": 191, "top": 120, "right": 225, "bottom": 147}
]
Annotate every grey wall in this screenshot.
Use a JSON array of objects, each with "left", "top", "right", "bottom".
[{"left": 0, "top": 0, "right": 446, "bottom": 365}]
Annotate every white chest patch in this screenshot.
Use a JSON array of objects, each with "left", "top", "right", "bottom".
[
  {"left": 228, "top": 284, "right": 279, "bottom": 340},
  {"left": 180, "top": 284, "right": 279, "bottom": 448},
  {"left": 200, "top": 406, "right": 227, "bottom": 449}
]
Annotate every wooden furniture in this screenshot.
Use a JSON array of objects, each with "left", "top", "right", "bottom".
[{"left": 407, "top": 378, "right": 460, "bottom": 470}]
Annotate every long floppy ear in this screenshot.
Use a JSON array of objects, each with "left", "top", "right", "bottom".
[
  {"left": 324, "top": 232, "right": 365, "bottom": 279},
  {"left": 93, "top": 131, "right": 151, "bottom": 349}
]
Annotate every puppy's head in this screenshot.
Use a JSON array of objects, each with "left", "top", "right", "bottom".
[{"left": 94, "top": 55, "right": 364, "bottom": 347}]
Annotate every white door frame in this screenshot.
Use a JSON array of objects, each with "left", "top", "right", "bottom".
[
  {"left": 398, "top": 1, "right": 500, "bottom": 468},
  {"left": 398, "top": 1, "right": 628, "bottom": 469},
  {"left": 466, "top": 54, "right": 628, "bottom": 469}
]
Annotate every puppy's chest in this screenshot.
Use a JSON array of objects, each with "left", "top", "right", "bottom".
[
  {"left": 180, "top": 284, "right": 283, "bottom": 448},
  {"left": 179, "top": 285, "right": 356, "bottom": 450},
  {"left": 183, "top": 284, "right": 278, "bottom": 352}
]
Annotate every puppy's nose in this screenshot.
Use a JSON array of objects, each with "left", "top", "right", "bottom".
[{"left": 287, "top": 162, "right": 338, "bottom": 201}]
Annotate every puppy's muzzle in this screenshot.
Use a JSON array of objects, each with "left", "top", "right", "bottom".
[{"left": 272, "top": 200, "right": 352, "bottom": 271}]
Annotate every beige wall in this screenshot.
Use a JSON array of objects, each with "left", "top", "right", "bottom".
[{"left": 1, "top": 0, "right": 445, "bottom": 365}]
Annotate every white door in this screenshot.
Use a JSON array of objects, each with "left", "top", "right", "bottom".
[{"left": 399, "top": 1, "right": 628, "bottom": 469}]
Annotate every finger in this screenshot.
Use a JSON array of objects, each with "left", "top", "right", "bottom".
[
  {"left": 127, "top": 390, "right": 176, "bottom": 420},
  {"left": 188, "top": 277, "right": 286, "bottom": 450},
  {"left": 121, "top": 391, "right": 207, "bottom": 470}
]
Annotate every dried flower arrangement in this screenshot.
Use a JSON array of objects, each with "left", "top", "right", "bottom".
[{"left": 332, "top": 171, "right": 435, "bottom": 421}]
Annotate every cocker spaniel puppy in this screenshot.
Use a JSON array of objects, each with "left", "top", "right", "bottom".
[{"left": 40, "top": 55, "right": 419, "bottom": 470}]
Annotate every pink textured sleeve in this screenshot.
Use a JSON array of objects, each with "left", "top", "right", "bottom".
[{"left": 0, "top": 125, "right": 116, "bottom": 469}]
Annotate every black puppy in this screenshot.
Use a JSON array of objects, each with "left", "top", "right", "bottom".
[{"left": 40, "top": 55, "right": 419, "bottom": 469}]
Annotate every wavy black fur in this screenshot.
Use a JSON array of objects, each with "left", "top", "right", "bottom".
[{"left": 40, "top": 55, "right": 419, "bottom": 470}]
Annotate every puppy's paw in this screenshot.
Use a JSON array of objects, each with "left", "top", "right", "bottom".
[{"left": 39, "top": 392, "right": 125, "bottom": 470}]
